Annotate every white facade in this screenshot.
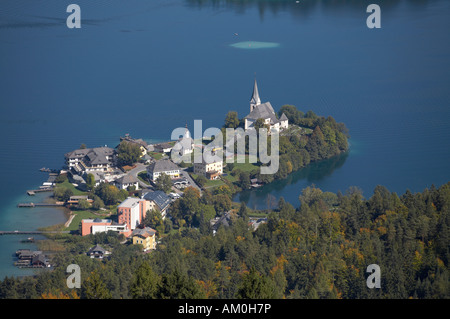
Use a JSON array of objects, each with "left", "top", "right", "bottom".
[
  {"left": 150, "top": 169, "right": 180, "bottom": 181},
  {"left": 91, "top": 224, "right": 128, "bottom": 234},
  {"left": 118, "top": 198, "right": 142, "bottom": 230},
  {"left": 147, "top": 160, "right": 181, "bottom": 181}
]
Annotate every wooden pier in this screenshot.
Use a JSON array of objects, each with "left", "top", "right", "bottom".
[
  {"left": 0, "top": 230, "right": 70, "bottom": 236},
  {"left": 40, "top": 167, "right": 59, "bottom": 173},
  {"left": 27, "top": 187, "right": 54, "bottom": 196},
  {"left": 0, "top": 230, "right": 43, "bottom": 236},
  {"left": 17, "top": 202, "right": 64, "bottom": 208}
]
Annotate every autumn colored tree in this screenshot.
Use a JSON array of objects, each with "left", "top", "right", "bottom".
[{"left": 82, "top": 270, "right": 112, "bottom": 299}]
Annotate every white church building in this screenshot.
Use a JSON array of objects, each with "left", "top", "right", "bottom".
[{"left": 244, "top": 79, "right": 288, "bottom": 132}]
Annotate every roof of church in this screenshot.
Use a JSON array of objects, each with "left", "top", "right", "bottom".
[
  {"left": 245, "top": 102, "right": 278, "bottom": 123},
  {"left": 250, "top": 78, "right": 261, "bottom": 106},
  {"left": 279, "top": 113, "right": 288, "bottom": 121}
]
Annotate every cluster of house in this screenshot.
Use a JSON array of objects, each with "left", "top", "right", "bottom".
[
  {"left": 68, "top": 79, "right": 285, "bottom": 250},
  {"left": 14, "top": 249, "right": 50, "bottom": 268},
  {"left": 80, "top": 189, "right": 171, "bottom": 250},
  {"left": 64, "top": 145, "right": 138, "bottom": 190},
  {"left": 63, "top": 79, "right": 286, "bottom": 190}
]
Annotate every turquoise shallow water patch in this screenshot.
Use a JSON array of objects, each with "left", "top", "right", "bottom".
[{"left": 230, "top": 41, "right": 280, "bottom": 49}]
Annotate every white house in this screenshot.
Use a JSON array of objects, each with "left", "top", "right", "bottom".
[
  {"left": 65, "top": 146, "right": 116, "bottom": 174},
  {"left": 146, "top": 159, "right": 180, "bottom": 181},
  {"left": 193, "top": 155, "right": 223, "bottom": 180},
  {"left": 115, "top": 174, "right": 140, "bottom": 190}
]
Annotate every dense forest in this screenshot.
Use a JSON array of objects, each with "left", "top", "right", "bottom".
[{"left": 1, "top": 182, "right": 449, "bottom": 299}]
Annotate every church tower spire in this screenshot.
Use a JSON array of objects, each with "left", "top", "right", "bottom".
[{"left": 250, "top": 78, "right": 261, "bottom": 112}]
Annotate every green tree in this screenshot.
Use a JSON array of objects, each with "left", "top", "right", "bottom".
[
  {"left": 195, "top": 174, "right": 208, "bottom": 188},
  {"left": 77, "top": 198, "right": 90, "bottom": 210},
  {"left": 239, "top": 202, "right": 249, "bottom": 221},
  {"left": 130, "top": 261, "right": 160, "bottom": 299},
  {"left": 54, "top": 174, "right": 68, "bottom": 184},
  {"left": 238, "top": 171, "right": 251, "bottom": 190},
  {"left": 199, "top": 204, "right": 216, "bottom": 222},
  {"left": 213, "top": 194, "right": 232, "bottom": 214},
  {"left": 53, "top": 186, "right": 73, "bottom": 202},
  {"left": 278, "top": 104, "right": 304, "bottom": 125},
  {"left": 94, "top": 182, "right": 123, "bottom": 205},
  {"left": 83, "top": 270, "right": 112, "bottom": 299},
  {"left": 225, "top": 111, "right": 240, "bottom": 129},
  {"left": 143, "top": 209, "right": 164, "bottom": 235},
  {"left": 235, "top": 267, "right": 276, "bottom": 299},
  {"left": 86, "top": 173, "right": 96, "bottom": 191},
  {"left": 157, "top": 269, "right": 205, "bottom": 299},
  {"left": 155, "top": 173, "right": 172, "bottom": 193},
  {"left": 91, "top": 195, "right": 105, "bottom": 210},
  {"left": 117, "top": 141, "right": 142, "bottom": 167}
]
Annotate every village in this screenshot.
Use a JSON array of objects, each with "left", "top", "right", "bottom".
[{"left": 14, "top": 80, "right": 290, "bottom": 268}]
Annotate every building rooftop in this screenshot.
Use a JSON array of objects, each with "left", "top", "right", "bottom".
[
  {"left": 82, "top": 218, "right": 112, "bottom": 223},
  {"left": 147, "top": 159, "right": 180, "bottom": 173},
  {"left": 132, "top": 227, "right": 156, "bottom": 238},
  {"left": 116, "top": 174, "right": 139, "bottom": 185},
  {"left": 118, "top": 197, "right": 142, "bottom": 209},
  {"left": 88, "top": 244, "right": 107, "bottom": 254},
  {"left": 279, "top": 113, "right": 288, "bottom": 121},
  {"left": 65, "top": 146, "right": 115, "bottom": 165},
  {"left": 245, "top": 102, "right": 278, "bottom": 122},
  {"left": 142, "top": 190, "right": 171, "bottom": 211}
]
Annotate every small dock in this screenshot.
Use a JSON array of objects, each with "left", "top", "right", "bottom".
[
  {"left": 0, "top": 230, "right": 70, "bottom": 236},
  {"left": 40, "top": 167, "right": 59, "bottom": 173},
  {"left": 17, "top": 202, "right": 64, "bottom": 208},
  {"left": 27, "top": 187, "right": 54, "bottom": 196},
  {"left": 0, "top": 230, "right": 43, "bottom": 236}
]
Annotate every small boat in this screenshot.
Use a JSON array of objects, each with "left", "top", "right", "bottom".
[{"left": 20, "top": 237, "right": 35, "bottom": 243}]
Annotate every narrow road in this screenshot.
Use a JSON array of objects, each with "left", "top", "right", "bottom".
[
  {"left": 128, "top": 163, "right": 152, "bottom": 189},
  {"left": 180, "top": 168, "right": 202, "bottom": 194}
]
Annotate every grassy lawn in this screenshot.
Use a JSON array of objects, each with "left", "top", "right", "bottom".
[
  {"left": 203, "top": 179, "right": 225, "bottom": 188},
  {"left": 56, "top": 180, "right": 88, "bottom": 196},
  {"left": 64, "top": 210, "right": 113, "bottom": 232},
  {"left": 222, "top": 174, "right": 238, "bottom": 183},
  {"left": 190, "top": 173, "right": 225, "bottom": 189},
  {"left": 229, "top": 155, "right": 260, "bottom": 175},
  {"left": 232, "top": 161, "right": 259, "bottom": 173},
  {"left": 149, "top": 152, "right": 165, "bottom": 160}
]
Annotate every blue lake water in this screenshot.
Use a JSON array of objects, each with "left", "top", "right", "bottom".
[{"left": 1, "top": 0, "right": 449, "bottom": 278}]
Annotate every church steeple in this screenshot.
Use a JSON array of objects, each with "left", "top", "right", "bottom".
[
  {"left": 250, "top": 78, "right": 261, "bottom": 112},
  {"left": 184, "top": 123, "right": 191, "bottom": 139}
]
